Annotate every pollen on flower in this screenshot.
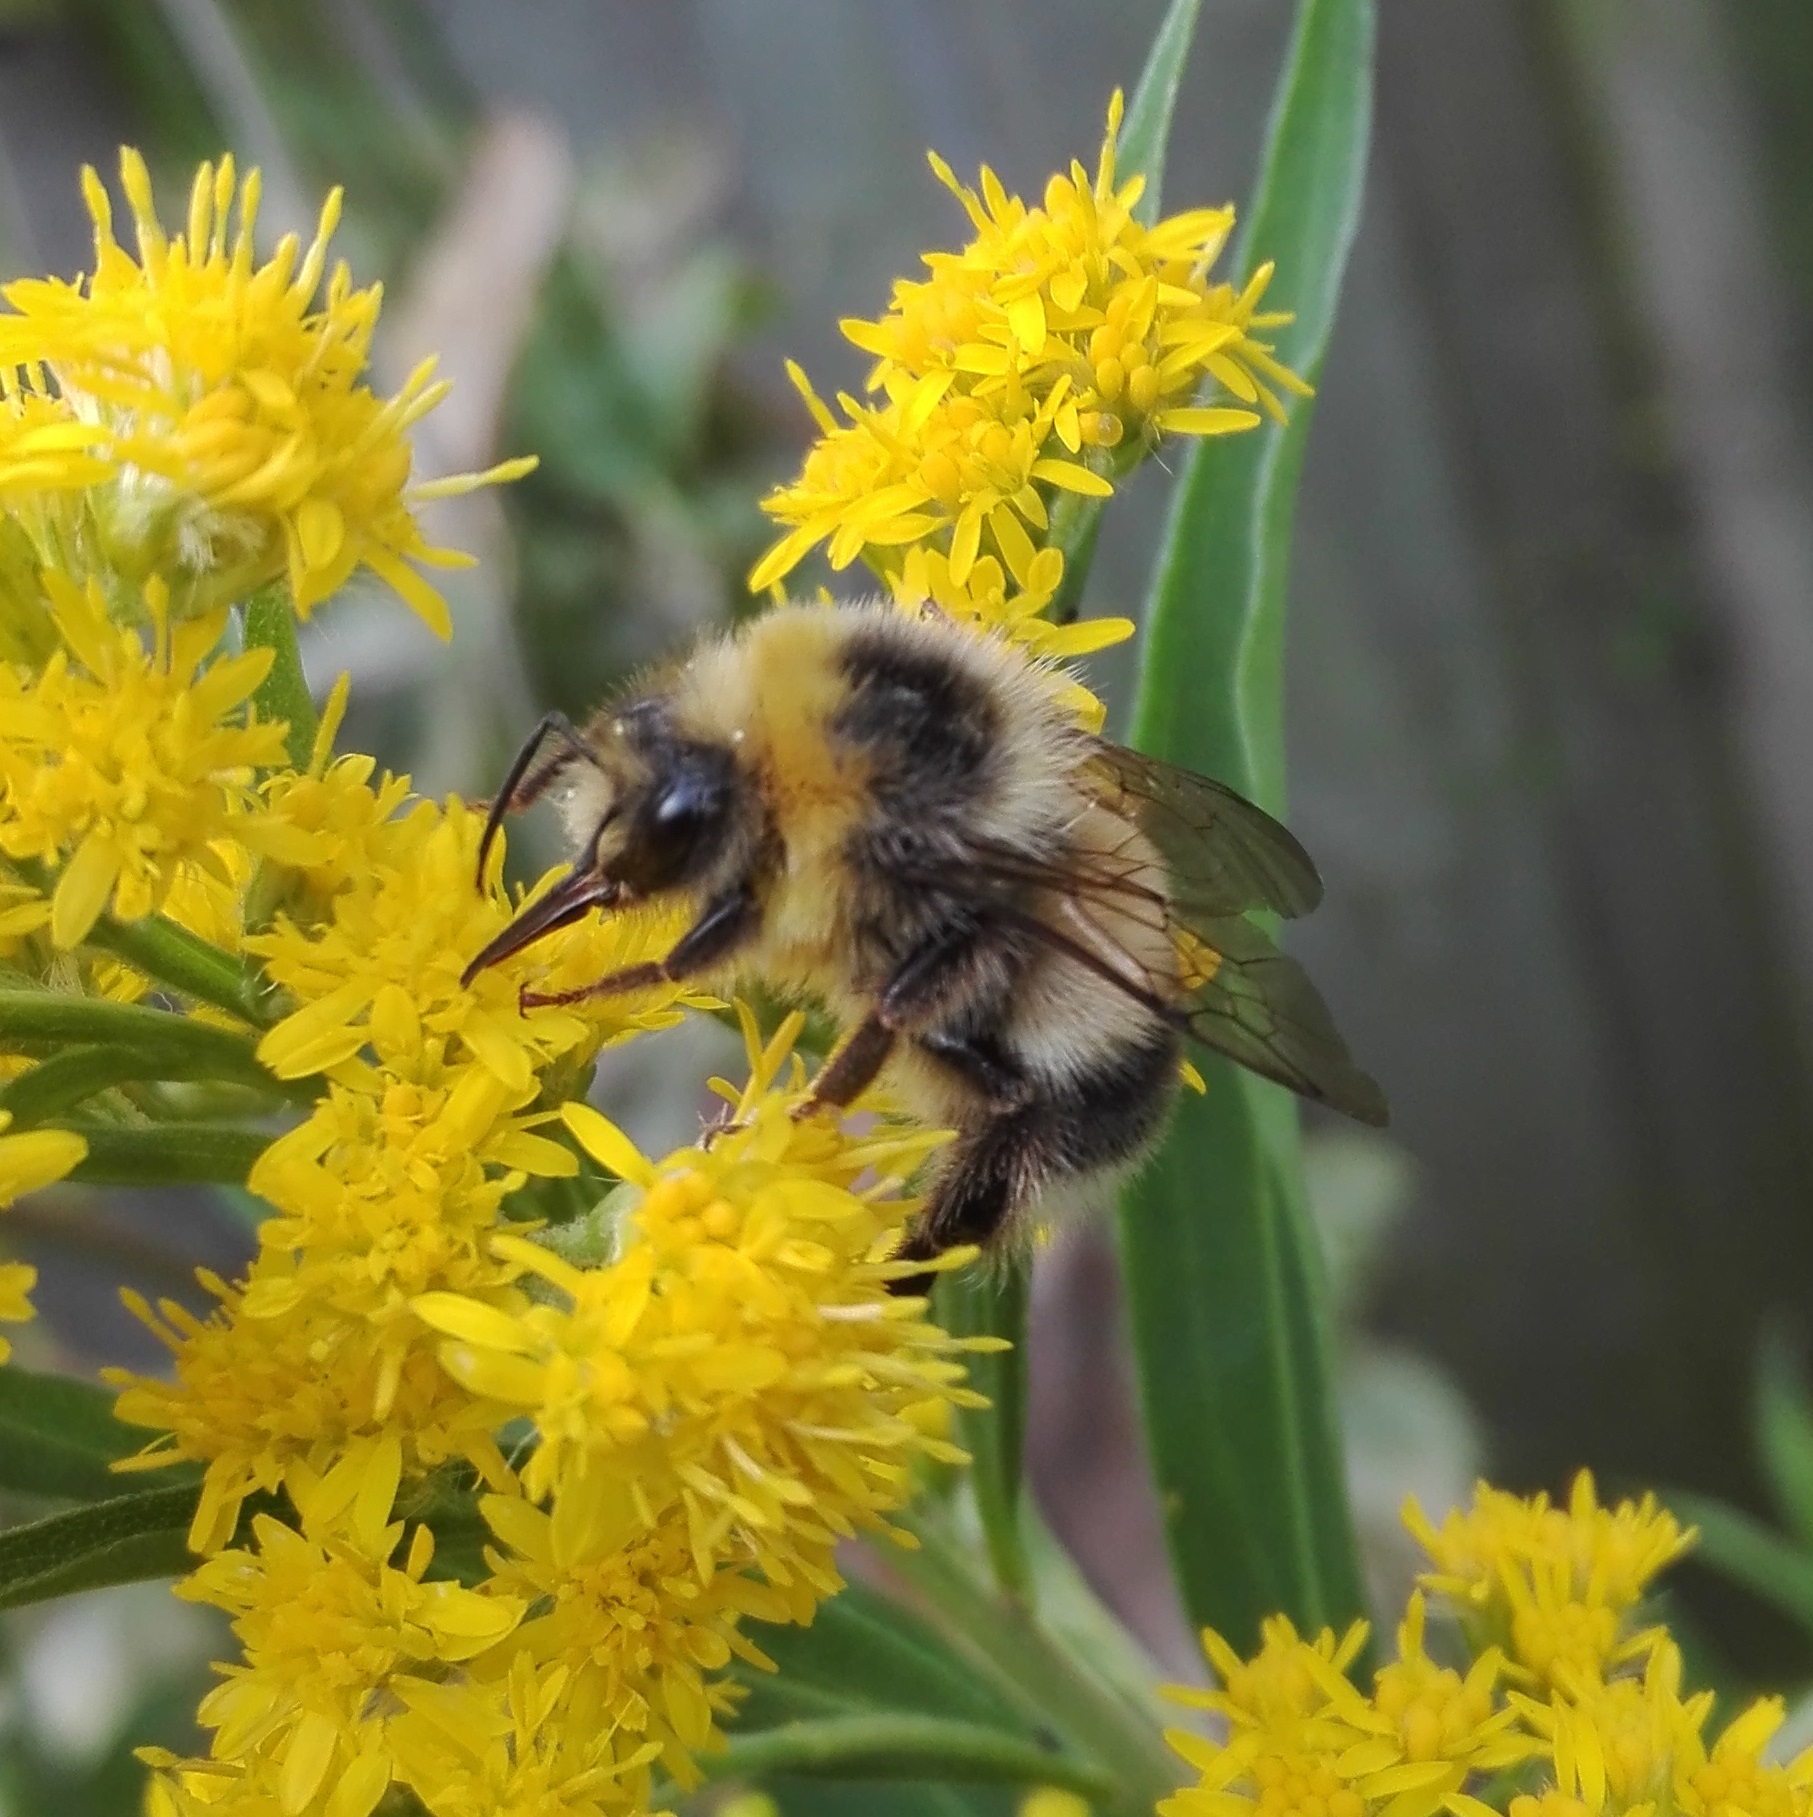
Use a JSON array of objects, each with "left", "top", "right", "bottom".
[{"left": 0, "top": 149, "right": 534, "bottom": 631}]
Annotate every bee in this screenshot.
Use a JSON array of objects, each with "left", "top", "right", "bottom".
[{"left": 462, "top": 601, "right": 1386, "bottom": 1280}]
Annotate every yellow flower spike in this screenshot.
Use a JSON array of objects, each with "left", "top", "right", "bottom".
[
  {"left": 0, "top": 573, "right": 300, "bottom": 945},
  {"left": 149, "top": 1489, "right": 524, "bottom": 1817},
  {"left": 0, "top": 149, "right": 535, "bottom": 629},
  {"left": 754, "top": 93, "right": 1306, "bottom": 626},
  {"left": 1404, "top": 1477, "right": 1695, "bottom": 1689},
  {"left": 0, "top": 1261, "right": 38, "bottom": 1365}
]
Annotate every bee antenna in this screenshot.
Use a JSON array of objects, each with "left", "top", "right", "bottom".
[{"left": 474, "top": 711, "right": 590, "bottom": 889}]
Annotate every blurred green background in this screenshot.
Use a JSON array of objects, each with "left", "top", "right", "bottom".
[{"left": 6, "top": 0, "right": 1813, "bottom": 1806}]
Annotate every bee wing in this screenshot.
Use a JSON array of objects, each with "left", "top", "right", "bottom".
[
  {"left": 1082, "top": 740, "right": 1324, "bottom": 918},
  {"left": 1166, "top": 910, "right": 1389, "bottom": 1125},
  {"left": 926, "top": 832, "right": 1388, "bottom": 1128}
]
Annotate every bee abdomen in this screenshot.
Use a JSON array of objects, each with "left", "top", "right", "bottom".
[{"left": 1027, "top": 1022, "right": 1183, "bottom": 1177}]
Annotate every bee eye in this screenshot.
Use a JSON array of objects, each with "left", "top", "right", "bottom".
[{"left": 620, "top": 747, "right": 736, "bottom": 892}]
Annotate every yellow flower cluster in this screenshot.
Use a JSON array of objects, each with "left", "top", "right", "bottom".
[
  {"left": 0, "top": 150, "right": 531, "bottom": 633},
  {"left": 0, "top": 572, "right": 299, "bottom": 946},
  {"left": 1162, "top": 1479, "right": 1803, "bottom": 1817},
  {"left": 0, "top": 141, "right": 1012, "bottom": 1817},
  {"left": 750, "top": 90, "right": 1306, "bottom": 686},
  {"left": 133, "top": 1016, "right": 985, "bottom": 1816},
  {"left": 107, "top": 783, "right": 702, "bottom": 1554}
]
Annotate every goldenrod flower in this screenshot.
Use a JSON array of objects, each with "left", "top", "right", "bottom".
[
  {"left": 0, "top": 571, "right": 302, "bottom": 947},
  {"left": 248, "top": 793, "right": 695, "bottom": 1093},
  {"left": 1673, "top": 1690, "right": 1813, "bottom": 1817},
  {"left": 750, "top": 91, "right": 1307, "bottom": 611},
  {"left": 1173, "top": 1612, "right": 1370, "bottom": 1736},
  {"left": 144, "top": 1437, "right": 521, "bottom": 1817},
  {"left": 417, "top": 1013, "right": 980, "bottom": 1534},
  {"left": 1163, "top": 1599, "right": 1530, "bottom": 1817},
  {"left": 0, "top": 1110, "right": 86, "bottom": 1360},
  {"left": 751, "top": 365, "right": 1110, "bottom": 596},
  {"left": 479, "top": 1484, "right": 782, "bottom": 1780},
  {"left": 0, "top": 1261, "right": 36, "bottom": 1363},
  {"left": 0, "top": 374, "right": 109, "bottom": 497},
  {"left": 1512, "top": 1643, "right": 1709, "bottom": 1817},
  {"left": 386, "top": 1652, "right": 663, "bottom": 1817},
  {"left": 1405, "top": 1476, "right": 1693, "bottom": 1689},
  {"left": 0, "top": 150, "right": 534, "bottom": 631},
  {"left": 109, "top": 1271, "right": 510, "bottom": 1555}
]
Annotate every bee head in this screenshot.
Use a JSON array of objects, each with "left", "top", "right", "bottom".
[
  {"left": 581, "top": 718, "right": 745, "bottom": 903},
  {"left": 460, "top": 697, "right": 752, "bottom": 988}
]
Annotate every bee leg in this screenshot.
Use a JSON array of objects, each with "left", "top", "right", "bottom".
[
  {"left": 890, "top": 1109, "right": 1044, "bottom": 1296},
  {"left": 794, "top": 1014, "right": 895, "bottom": 1118},
  {"left": 795, "top": 919, "right": 1012, "bottom": 1118},
  {"left": 519, "top": 883, "right": 759, "bottom": 1008}
]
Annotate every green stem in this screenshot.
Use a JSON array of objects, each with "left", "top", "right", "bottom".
[
  {"left": 695, "top": 1713, "right": 1117, "bottom": 1798},
  {"left": 937, "top": 1262, "right": 1031, "bottom": 1598},
  {"left": 3, "top": 856, "right": 278, "bottom": 1026},
  {"left": 81, "top": 911, "right": 278, "bottom": 1027},
  {"left": 60, "top": 1121, "right": 273, "bottom": 1186},
  {"left": 243, "top": 584, "right": 317, "bottom": 771},
  {"left": 0, "top": 991, "right": 302, "bottom": 1092},
  {"left": 0, "top": 1043, "right": 312, "bottom": 1126},
  {"left": 889, "top": 1509, "right": 1176, "bottom": 1815}
]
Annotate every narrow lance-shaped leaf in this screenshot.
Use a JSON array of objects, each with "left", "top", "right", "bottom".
[
  {"left": 0, "top": 1365, "right": 177, "bottom": 1502},
  {"left": 1118, "top": 0, "right": 1377, "bottom": 1650},
  {"left": 939, "top": 0, "right": 1211, "bottom": 1602},
  {"left": 1667, "top": 1490, "right": 1813, "bottom": 1646},
  {"left": 697, "top": 1715, "right": 1114, "bottom": 1800},
  {"left": 1755, "top": 1328, "right": 1813, "bottom": 1552},
  {"left": 0, "top": 1484, "right": 203, "bottom": 1611}
]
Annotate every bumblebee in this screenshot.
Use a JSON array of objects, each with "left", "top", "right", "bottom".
[{"left": 463, "top": 601, "right": 1386, "bottom": 1277}]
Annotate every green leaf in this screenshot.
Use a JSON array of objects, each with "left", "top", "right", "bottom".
[
  {"left": 1668, "top": 1491, "right": 1813, "bottom": 1643},
  {"left": 752, "top": 1783, "right": 1011, "bottom": 1817},
  {"left": 0, "top": 1484, "right": 200, "bottom": 1610},
  {"left": 739, "top": 1578, "right": 1034, "bottom": 1736},
  {"left": 1119, "top": 0, "right": 1206, "bottom": 227},
  {"left": 243, "top": 584, "right": 318, "bottom": 771},
  {"left": 0, "top": 991, "right": 316, "bottom": 1122},
  {"left": 698, "top": 1715, "right": 1112, "bottom": 1799},
  {"left": 935, "top": 1263, "right": 1030, "bottom": 1599},
  {"left": 890, "top": 1506, "right": 1175, "bottom": 1814},
  {"left": 1118, "top": 0, "right": 1376, "bottom": 1652},
  {"left": 1755, "top": 1330, "right": 1813, "bottom": 1551},
  {"left": 79, "top": 909, "right": 279, "bottom": 1027},
  {"left": 0, "top": 1364, "right": 170, "bottom": 1502},
  {"left": 61, "top": 1121, "right": 273, "bottom": 1186},
  {"left": 920, "top": 0, "right": 1214, "bottom": 1599}
]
